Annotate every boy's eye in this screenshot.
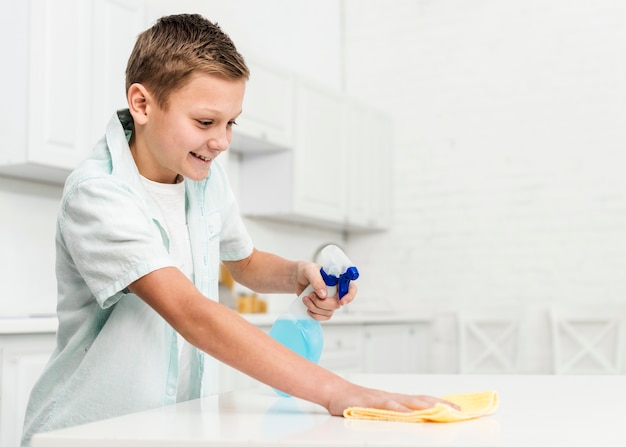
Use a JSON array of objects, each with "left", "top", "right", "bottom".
[{"left": 196, "top": 120, "right": 237, "bottom": 127}]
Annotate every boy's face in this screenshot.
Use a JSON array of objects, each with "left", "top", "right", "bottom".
[{"left": 130, "top": 73, "right": 245, "bottom": 183}]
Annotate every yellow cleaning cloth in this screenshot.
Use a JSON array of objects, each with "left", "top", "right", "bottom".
[{"left": 343, "top": 390, "right": 498, "bottom": 423}]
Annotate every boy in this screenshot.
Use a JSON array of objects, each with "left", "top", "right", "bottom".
[{"left": 22, "top": 13, "right": 449, "bottom": 446}]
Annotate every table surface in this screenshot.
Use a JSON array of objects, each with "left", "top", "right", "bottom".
[{"left": 32, "top": 373, "right": 626, "bottom": 447}]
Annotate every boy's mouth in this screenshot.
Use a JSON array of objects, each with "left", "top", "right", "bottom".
[{"left": 190, "top": 151, "right": 212, "bottom": 162}]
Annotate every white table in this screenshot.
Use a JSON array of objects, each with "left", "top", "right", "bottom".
[{"left": 32, "top": 374, "right": 626, "bottom": 447}]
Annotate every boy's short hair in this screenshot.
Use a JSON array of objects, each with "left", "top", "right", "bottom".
[{"left": 125, "top": 13, "right": 249, "bottom": 108}]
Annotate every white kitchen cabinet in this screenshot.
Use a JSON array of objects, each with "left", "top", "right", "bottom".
[
  {"left": 90, "top": 0, "right": 155, "bottom": 144},
  {"left": 290, "top": 79, "right": 348, "bottom": 223},
  {"left": 362, "top": 323, "right": 430, "bottom": 374},
  {"left": 0, "top": 0, "right": 91, "bottom": 184},
  {"left": 0, "top": 332, "right": 56, "bottom": 447},
  {"left": 345, "top": 99, "right": 393, "bottom": 231},
  {"left": 218, "top": 317, "right": 431, "bottom": 392},
  {"left": 238, "top": 77, "right": 348, "bottom": 229},
  {"left": 230, "top": 61, "right": 295, "bottom": 154},
  {"left": 219, "top": 322, "right": 364, "bottom": 393},
  {"left": 318, "top": 324, "right": 364, "bottom": 375},
  {"left": 0, "top": 0, "right": 151, "bottom": 185},
  {"left": 237, "top": 76, "right": 391, "bottom": 231}
]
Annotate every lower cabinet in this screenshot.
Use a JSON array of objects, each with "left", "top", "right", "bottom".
[
  {"left": 362, "top": 323, "right": 430, "bottom": 374},
  {"left": 219, "top": 320, "right": 431, "bottom": 393},
  {"left": 319, "top": 324, "right": 364, "bottom": 375},
  {"left": 0, "top": 333, "right": 56, "bottom": 447},
  {"left": 321, "top": 322, "right": 431, "bottom": 376}
]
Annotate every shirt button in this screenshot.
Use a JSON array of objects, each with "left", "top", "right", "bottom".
[{"left": 167, "top": 388, "right": 175, "bottom": 396}]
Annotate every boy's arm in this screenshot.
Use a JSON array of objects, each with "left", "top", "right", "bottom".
[
  {"left": 128, "top": 266, "right": 450, "bottom": 414},
  {"left": 223, "top": 248, "right": 356, "bottom": 320}
]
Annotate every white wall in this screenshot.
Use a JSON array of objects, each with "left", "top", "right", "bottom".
[
  {"left": 344, "top": 0, "right": 626, "bottom": 308},
  {"left": 0, "top": 178, "right": 61, "bottom": 317},
  {"left": 342, "top": 0, "right": 626, "bottom": 371}
]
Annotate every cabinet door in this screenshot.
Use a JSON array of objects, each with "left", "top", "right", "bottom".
[
  {"left": 90, "top": 0, "right": 152, "bottom": 142},
  {"left": 236, "top": 73, "right": 392, "bottom": 231},
  {"left": 230, "top": 61, "right": 294, "bottom": 154},
  {"left": 0, "top": 0, "right": 92, "bottom": 184},
  {"left": 319, "top": 325, "right": 363, "bottom": 374},
  {"left": 0, "top": 334, "right": 56, "bottom": 447},
  {"left": 27, "top": 0, "right": 92, "bottom": 178},
  {"left": 362, "top": 324, "right": 429, "bottom": 374},
  {"left": 238, "top": 77, "right": 349, "bottom": 228},
  {"left": 345, "top": 100, "right": 393, "bottom": 230},
  {"left": 0, "top": 1, "right": 29, "bottom": 177},
  {"left": 292, "top": 79, "right": 348, "bottom": 221},
  {"left": 0, "top": 0, "right": 151, "bottom": 185}
]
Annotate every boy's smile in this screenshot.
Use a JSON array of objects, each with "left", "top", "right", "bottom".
[{"left": 128, "top": 73, "right": 246, "bottom": 183}]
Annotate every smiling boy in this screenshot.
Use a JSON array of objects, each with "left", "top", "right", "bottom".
[{"left": 21, "top": 14, "right": 449, "bottom": 446}]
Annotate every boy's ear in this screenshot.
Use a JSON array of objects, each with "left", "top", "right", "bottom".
[{"left": 127, "top": 83, "right": 151, "bottom": 125}]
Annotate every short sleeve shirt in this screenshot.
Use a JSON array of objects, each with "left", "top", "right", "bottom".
[{"left": 21, "top": 110, "right": 254, "bottom": 446}]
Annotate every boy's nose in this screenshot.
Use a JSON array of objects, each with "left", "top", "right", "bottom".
[{"left": 207, "top": 132, "right": 230, "bottom": 152}]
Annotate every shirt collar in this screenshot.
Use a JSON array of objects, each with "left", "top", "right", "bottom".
[{"left": 105, "top": 109, "right": 142, "bottom": 187}]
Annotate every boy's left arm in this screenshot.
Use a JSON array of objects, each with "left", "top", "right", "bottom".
[{"left": 223, "top": 248, "right": 356, "bottom": 321}]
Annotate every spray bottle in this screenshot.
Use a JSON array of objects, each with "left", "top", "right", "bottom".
[{"left": 269, "top": 244, "right": 359, "bottom": 396}]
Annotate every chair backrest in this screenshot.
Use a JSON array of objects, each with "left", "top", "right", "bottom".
[
  {"left": 457, "top": 309, "right": 522, "bottom": 374},
  {"left": 549, "top": 303, "right": 626, "bottom": 374}
]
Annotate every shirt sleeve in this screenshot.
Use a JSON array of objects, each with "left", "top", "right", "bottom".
[
  {"left": 207, "top": 161, "right": 254, "bottom": 262},
  {"left": 58, "top": 176, "right": 176, "bottom": 308},
  {"left": 218, "top": 195, "right": 254, "bottom": 261}
]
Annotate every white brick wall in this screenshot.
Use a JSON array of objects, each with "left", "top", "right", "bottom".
[{"left": 343, "top": 0, "right": 626, "bottom": 372}]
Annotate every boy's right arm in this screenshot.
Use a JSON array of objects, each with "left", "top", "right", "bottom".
[{"left": 128, "top": 266, "right": 455, "bottom": 415}]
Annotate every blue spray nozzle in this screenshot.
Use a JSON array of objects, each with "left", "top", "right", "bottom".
[{"left": 320, "top": 265, "right": 360, "bottom": 299}]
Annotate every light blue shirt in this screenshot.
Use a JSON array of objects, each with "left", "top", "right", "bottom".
[{"left": 22, "top": 110, "right": 254, "bottom": 446}]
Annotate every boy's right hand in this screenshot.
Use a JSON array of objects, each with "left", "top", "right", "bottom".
[{"left": 327, "top": 383, "right": 459, "bottom": 416}]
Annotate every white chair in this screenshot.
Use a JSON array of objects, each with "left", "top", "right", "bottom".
[
  {"left": 549, "top": 303, "right": 626, "bottom": 374},
  {"left": 457, "top": 309, "right": 522, "bottom": 374}
]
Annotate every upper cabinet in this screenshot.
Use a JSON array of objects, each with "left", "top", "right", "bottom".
[
  {"left": 0, "top": 0, "right": 91, "bottom": 183},
  {"left": 230, "top": 60, "right": 295, "bottom": 154},
  {"left": 0, "top": 2, "right": 392, "bottom": 232},
  {"left": 345, "top": 98, "right": 393, "bottom": 230},
  {"left": 237, "top": 69, "right": 392, "bottom": 232},
  {"left": 0, "top": 0, "right": 152, "bottom": 184},
  {"left": 291, "top": 78, "right": 348, "bottom": 222}
]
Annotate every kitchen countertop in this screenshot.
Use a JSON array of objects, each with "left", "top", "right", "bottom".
[
  {"left": 0, "top": 315, "right": 58, "bottom": 334},
  {"left": 31, "top": 373, "right": 626, "bottom": 446},
  {"left": 242, "top": 309, "right": 434, "bottom": 326},
  {"left": 0, "top": 309, "right": 431, "bottom": 335}
]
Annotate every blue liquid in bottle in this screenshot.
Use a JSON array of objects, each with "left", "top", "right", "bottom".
[
  {"left": 269, "top": 285, "right": 325, "bottom": 397},
  {"left": 269, "top": 318, "right": 324, "bottom": 364}
]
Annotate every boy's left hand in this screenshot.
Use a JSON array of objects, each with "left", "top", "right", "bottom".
[{"left": 297, "top": 262, "right": 357, "bottom": 321}]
